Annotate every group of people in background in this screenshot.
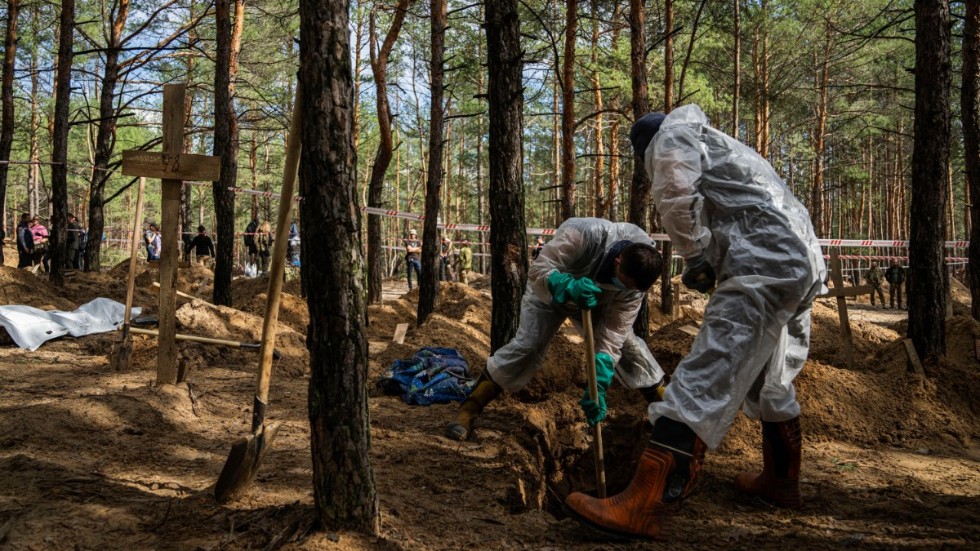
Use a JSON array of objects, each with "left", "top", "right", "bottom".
[
  {"left": 865, "top": 260, "right": 906, "bottom": 309},
  {"left": 402, "top": 230, "right": 474, "bottom": 289},
  {"left": 10, "top": 212, "right": 85, "bottom": 271}
]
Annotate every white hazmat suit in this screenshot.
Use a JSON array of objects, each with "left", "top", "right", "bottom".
[
  {"left": 486, "top": 218, "right": 665, "bottom": 394},
  {"left": 644, "top": 105, "right": 827, "bottom": 450}
]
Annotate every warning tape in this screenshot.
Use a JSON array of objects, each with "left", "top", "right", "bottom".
[{"left": 218, "top": 196, "right": 972, "bottom": 250}]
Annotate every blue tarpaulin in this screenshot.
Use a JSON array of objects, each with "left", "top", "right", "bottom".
[{"left": 378, "top": 347, "right": 473, "bottom": 405}]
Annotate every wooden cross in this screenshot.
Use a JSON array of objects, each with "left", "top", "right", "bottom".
[
  {"left": 121, "top": 84, "right": 221, "bottom": 385},
  {"left": 816, "top": 249, "right": 872, "bottom": 369}
]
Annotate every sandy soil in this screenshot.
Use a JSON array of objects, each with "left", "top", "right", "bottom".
[{"left": 0, "top": 257, "right": 978, "bottom": 550}]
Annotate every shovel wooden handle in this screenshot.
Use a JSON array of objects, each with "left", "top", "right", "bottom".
[
  {"left": 127, "top": 327, "right": 281, "bottom": 359},
  {"left": 582, "top": 309, "right": 607, "bottom": 498},
  {"left": 251, "top": 85, "right": 302, "bottom": 432}
]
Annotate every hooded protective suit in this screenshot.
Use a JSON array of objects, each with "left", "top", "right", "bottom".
[
  {"left": 486, "top": 217, "right": 664, "bottom": 393},
  {"left": 643, "top": 105, "right": 827, "bottom": 450}
]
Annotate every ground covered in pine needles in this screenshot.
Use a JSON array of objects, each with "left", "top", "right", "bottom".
[{"left": 0, "top": 252, "right": 978, "bottom": 550}]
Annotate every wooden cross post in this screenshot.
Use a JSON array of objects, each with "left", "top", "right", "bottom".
[
  {"left": 121, "top": 84, "right": 221, "bottom": 385},
  {"left": 817, "top": 249, "right": 872, "bottom": 369}
]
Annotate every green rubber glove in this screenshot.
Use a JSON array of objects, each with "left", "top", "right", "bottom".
[
  {"left": 547, "top": 271, "right": 575, "bottom": 305},
  {"left": 547, "top": 272, "right": 602, "bottom": 309},
  {"left": 580, "top": 352, "right": 616, "bottom": 426}
]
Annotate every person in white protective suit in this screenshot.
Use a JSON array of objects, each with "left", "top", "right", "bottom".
[
  {"left": 445, "top": 217, "right": 667, "bottom": 441},
  {"left": 565, "top": 105, "right": 828, "bottom": 540}
]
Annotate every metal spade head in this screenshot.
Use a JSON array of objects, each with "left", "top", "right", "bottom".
[{"left": 214, "top": 421, "right": 282, "bottom": 504}]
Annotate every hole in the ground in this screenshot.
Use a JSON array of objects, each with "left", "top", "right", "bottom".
[{"left": 501, "top": 389, "right": 652, "bottom": 519}]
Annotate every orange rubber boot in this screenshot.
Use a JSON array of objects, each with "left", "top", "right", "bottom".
[
  {"left": 564, "top": 417, "right": 704, "bottom": 540},
  {"left": 735, "top": 417, "right": 802, "bottom": 508},
  {"left": 564, "top": 447, "right": 675, "bottom": 540}
]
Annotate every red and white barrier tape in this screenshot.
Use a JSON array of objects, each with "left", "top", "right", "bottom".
[{"left": 217, "top": 195, "right": 972, "bottom": 250}]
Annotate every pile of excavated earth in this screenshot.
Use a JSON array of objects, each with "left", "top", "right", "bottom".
[{"left": 0, "top": 247, "right": 977, "bottom": 549}]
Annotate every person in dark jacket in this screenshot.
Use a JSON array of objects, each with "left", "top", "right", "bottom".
[
  {"left": 885, "top": 260, "right": 905, "bottom": 310},
  {"left": 244, "top": 217, "right": 259, "bottom": 268},
  {"left": 186, "top": 225, "right": 216, "bottom": 264},
  {"left": 16, "top": 213, "right": 34, "bottom": 268},
  {"left": 66, "top": 213, "right": 82, "bottom": 269}
]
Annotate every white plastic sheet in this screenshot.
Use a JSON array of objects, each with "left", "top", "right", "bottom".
[{"left": 0, "top": 298, "right": 140, "bottom": 351}]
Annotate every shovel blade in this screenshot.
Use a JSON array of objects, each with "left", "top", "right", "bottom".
[
  {"left": 109, "top": 337, "right": 132, "bottom": 372},
  {"left": 214, "top": 422, "right": 282, "bottom": 504}
]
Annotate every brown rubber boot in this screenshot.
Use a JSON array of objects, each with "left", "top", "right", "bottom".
[
  {"left": 735, "top": 417, "right": 802, "bottom": 508},
  {"left": 445, "top": 373, "right": 502, "bottom": 441},
  {"left": 564, "top": 417, "right": 703, "bottom": 540},
  {"left": 564, "top": 446, "right": 675, "bottom": 540}
]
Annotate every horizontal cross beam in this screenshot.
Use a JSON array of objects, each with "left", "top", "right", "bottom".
[{"left": 121, "top": 150, "right": 221, "bottom": 182}]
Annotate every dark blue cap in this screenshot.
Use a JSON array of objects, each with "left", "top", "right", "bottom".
[{"left": 629, "top": 112, "right": 667, "bottom": 156}]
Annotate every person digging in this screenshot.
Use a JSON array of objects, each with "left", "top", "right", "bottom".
[
  {"left": 563, "top": 106, "right": 828, "bottom": 540},
  {"left": 446, "top": 217, "right": 668, "bottom": 441}
]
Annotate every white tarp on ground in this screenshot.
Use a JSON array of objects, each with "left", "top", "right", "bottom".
[{"left": 0, "top": 298, "right": 140, "bottom": 351}]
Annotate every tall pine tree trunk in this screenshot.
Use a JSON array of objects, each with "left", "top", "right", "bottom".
[
  {"left": 84, "top": 0, "right": 130, "bottom": 271},
  {"left": 212, "top": 0, "right": 244, "bottom": 306},
  {"left": 960, "top": 0, "right": 980, "bottom": 320},
  {"left": 0, "top": 0, "right": 19, "bottom": 240},
  {"left": 964, "top": 0, "right": 980, "bottom": 320},
  {"left": 664, "top": 0, "right": 674, "bottom": 111},
  {"left": 559, "top": 0, "right": 577, "bottom": 220},
  {"left": 49, "top": 0, "right": 73, "bottom": 285},
  {"left": 908, "top": 0, "right": 951, "bottom": 367},
  {"left": 298, "top": 0, "right": 378, "bottom": 532},
  {"left": 590, "top": 0, "right": 605, "bottom": 218},
  {"left": 367, "top": 0, "right": 410, "bottom": 304},
  {"left": 628, "top": 0, "right": 654, "bottom": 334},
  {"left": 486, "top": 0, "right": 526, "bottom": 352},
  {"left": 417, "top": 0, "right": 446, "bottom": 325},
  {"left": 811, "top": 31, "right": 832, "bottom": 237},
  {"left": 732, "top": 0, "right": 740, "bottom": 138}
]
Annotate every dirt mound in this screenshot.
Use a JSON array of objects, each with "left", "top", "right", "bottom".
[
  {"left": 233, "top": 276, "right": 308, "bottom": 334},
  {"left": 2, "top": 239, "right": 17, "bottom": 268},
  {"left": 368, "top": 282, "right": 585, "bottom": 401},
  {"left": 0, "top": 266, "right": 75, "bottom": 310},
  {"left": 133, "top": 260, "right": 216, "bottom": 300},
  {"left": 168, "top": 300, "right": 309, "bottom": 378}
]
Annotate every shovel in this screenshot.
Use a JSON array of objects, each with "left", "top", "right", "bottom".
[
  {"left": 109, "top": 177, "right": 146, "bottom": 371},
  {"left": 214, "top": 86, "right": 303, "bottom": 504},
  {"left": 125, "top": 327, "right": 282, "bottom": 360},
  {"left": 582, "top": 309, "right": 607, "bottom": 498}
]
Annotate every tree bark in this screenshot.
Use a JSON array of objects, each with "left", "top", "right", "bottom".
[
  {"left": 0, "top": 0, "right": 19, "bottom": 238},
  {"left": 212, "top": 0, "right": 244, "bottom": 306},
  {"left": 732, "top": 0, "right": 740, "bottom": 139},
  {"left": 559, "top": 0, "right": 577, "bottom": 221},
  {"left": 590, "top": 0, "right": 605, "bottom": 218},
  {"left": 664, "top": 0, "right": 674, "bottom": 112},
  {"left": 659, "top": 0, "right": 679, "bottom": 317},
  {"left": 417, "top": 0, "right": 447, "bottom": 325},
  {"left": 84, "top": 0, "right": 130, "bottom": 271},
  {"left": 811, "top": 30, "right": 832, "bottom": 237},
  {"left": 629, "top": 0, "right": 654, "bottom": 335},
  {"left": 49, "top": 0, "right": 73, "bottom": 286},
  {"left": 298, "top": 0, "right": 378, "bottom": 533},
  {"left": 27, "top": 3, "right": 39, "bottom": 218},
  {"left": 485, "top": 0, "right": 526, "bottom": 352},
  {"left": 908, "top": 0, "right": 950, "bottom": 367},
  {"left": 367, "top": 0, "right": 411, "bottom": 304},
  {"left": 965, "top": 0, "right": 980, "bottom": 320}
]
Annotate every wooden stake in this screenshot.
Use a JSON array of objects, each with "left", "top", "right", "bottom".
[
  {"left": 156, "top": 84, "right": 186, "bottom": 385},
  {"left": 829, "top": 249, "right": 854, "bottom": 369}
]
